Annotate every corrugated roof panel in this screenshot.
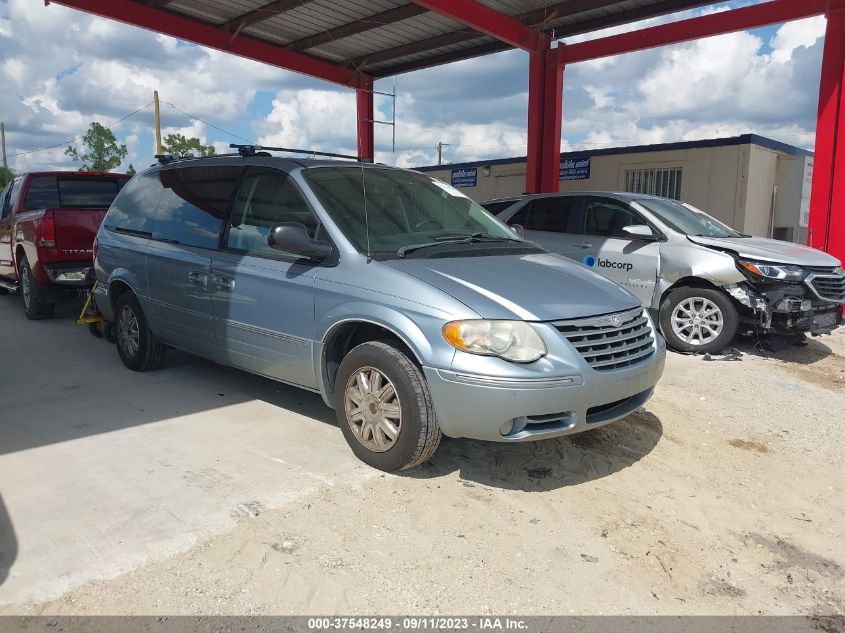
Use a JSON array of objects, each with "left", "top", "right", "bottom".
[
  {"left": 311, "top": 11, "right": 471, "bottom": 62},
  {"left": 131, "top": 0, "right": 721, "bottom": 77}
]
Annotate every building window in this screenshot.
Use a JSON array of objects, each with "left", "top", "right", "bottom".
[{"left": 625, "top": 167, "right": 683, "bottom": 200}]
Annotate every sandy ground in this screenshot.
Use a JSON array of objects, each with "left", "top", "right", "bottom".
[{"left": 0, "top": 295, "right": 842, "bottom": 616}]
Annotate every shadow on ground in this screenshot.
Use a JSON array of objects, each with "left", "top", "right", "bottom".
[
  {"left": 723, "top": 333, "right": 836, "bottom": 366},
  {"left": 0, "top": 493, "right": 16, "bottom": 586},
  {"left": 406, "top": 408, "right": 663, "bottom": 492}
]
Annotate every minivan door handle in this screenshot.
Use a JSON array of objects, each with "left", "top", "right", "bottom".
[
  {"left": 187, "top": 270, "right": 208, "bottom": 286},
  {"left": 212, "top": 274, "right": 234, "bottom": 292},
  {"left": 573, "top": 242, "right": 593, "bottom": 249}
]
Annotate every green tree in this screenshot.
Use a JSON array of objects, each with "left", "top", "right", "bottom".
[
  {"left": 0, "top": 166, "right": 14, "bottom": 188},
  {"left": 162, "top": 133, "right": 215, "bottom": 158},
  {"left": 126, "top": 164, "right": 136, "bottom": 176},
  {"left": 65, "top": 122, "right": 128, "bottom": 172}
]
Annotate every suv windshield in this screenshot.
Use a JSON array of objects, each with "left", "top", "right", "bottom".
[
  {"left": 303, "top": 167, "right": 520, "bottom": 257},
  {"left": 636, "top": 198, "right": 741, "bottom": 238}
]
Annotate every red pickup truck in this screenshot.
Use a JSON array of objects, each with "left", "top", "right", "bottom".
[{"left": 0, "top": 171, "right": 131, "bottom": 318}]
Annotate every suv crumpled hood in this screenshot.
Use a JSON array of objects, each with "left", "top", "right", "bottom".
[
  {"left": 384, "top": 252, "right": 640, "bottom": 321},
  {"left": 688, "top": 235, "right": 840, "bottom": 267}
]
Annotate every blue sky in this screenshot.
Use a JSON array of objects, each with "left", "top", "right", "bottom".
[{"left": 0, "top": 0, "right": 828, "bottom": 172}]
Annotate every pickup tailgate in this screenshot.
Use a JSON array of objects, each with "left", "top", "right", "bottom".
[{"left": 53, "top": 208, "right": 107, "bottom": 257}]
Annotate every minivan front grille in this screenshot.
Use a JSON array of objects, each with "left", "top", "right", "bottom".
[
  {"left": 554, "top": 308, "right": 655, "bottom": 372},
  {"left": 810, "top": 273, "right": 845, "bottom": 302}
]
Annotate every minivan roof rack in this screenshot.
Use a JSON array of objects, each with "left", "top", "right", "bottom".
[{"left": 229, "top": 144, "right": 367, "bottom": 162}]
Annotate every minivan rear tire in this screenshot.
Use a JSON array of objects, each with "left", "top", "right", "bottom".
[
  {"left": 659, "top": 287, "right": 738, "bottom": 354},
  {"left": 114, "top": 293, "right": 167, "bottom": 371},
  {"left": 334, "top": 341, "right": 441, "bottom": 472}
]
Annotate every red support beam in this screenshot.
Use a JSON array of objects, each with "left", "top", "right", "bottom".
[
  {"left": 526, "top": 50, "right": 547, "bottom": 194},
  {"left": 408, "top": 0, "right": 548, "bottom": 52},
  {"left": 540, "top": 57, "right": 564, "bottom": 193},
  {"left": 558, "top": 0, "right": 827, "bottom": 64},
  {"left": 809, "top": 5, "right": 845, "bottom": 263},
  {"left": 526, "top": 48, "right": 564, "bottom": 194},
  {"left": 47, "top": 0, "right": 369, "bottom": 89},
  {"left": 357, "top": 78, "right": 375, "bottom": 162}
]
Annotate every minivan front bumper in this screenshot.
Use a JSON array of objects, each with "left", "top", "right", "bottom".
[{"left": 422, "top": 342, "right": 666, "bottom": 442}]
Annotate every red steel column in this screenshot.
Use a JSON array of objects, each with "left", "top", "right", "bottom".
[
  {"left": 357, "top": 77, "right": 375, "bottom": 162},
  {"left": 540, "top": 54, "right": 564, "bottom": 193},
  {"left": 526, "top": 47, "right": 564, "bottom": 194},
  {"left": 809, "top": 4, "right": 845, "bottom": 259},
  {"left": 526, "top": 49, "right": 547, "bottom": 194}
]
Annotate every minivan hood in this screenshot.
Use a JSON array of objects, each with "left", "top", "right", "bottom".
[
  {"left": 688, "top": 235, "right": 840, "bottom": 267},
  {"left": 383, "top": 252, "right": 640, "bottom": 321}
]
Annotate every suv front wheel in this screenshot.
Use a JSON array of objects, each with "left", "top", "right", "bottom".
[
  {"left": 334, "top": 341, "right": 441, "bottom": 472},
  {"left": 114, "top": 293, "right": 167, "bottom": 371},
  {"left": 659, "top": 287, "right": 738, "bottom": 354}
]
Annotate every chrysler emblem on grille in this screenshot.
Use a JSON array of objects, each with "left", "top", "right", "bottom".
[{"left": 610, "top": 315, "right": 622, "bottom": 327}]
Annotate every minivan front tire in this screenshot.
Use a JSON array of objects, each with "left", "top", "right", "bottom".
[
  {"left": 335, "top": 341, "right": 441, "bottom": 472},
  {"left": 659, "top": 287, "right": 738, "bottom": 354},
  {"left": 114, "top": 293, "right": 167, "bottom": 371}
]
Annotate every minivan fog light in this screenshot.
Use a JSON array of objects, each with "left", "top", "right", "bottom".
[{"left": 442, "top": 320, "right": 547, "bottom": 363}]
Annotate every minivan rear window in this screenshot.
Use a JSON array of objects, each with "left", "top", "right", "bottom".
[{"left": 24, "top": 177, "right": 125, "bottom": 210}]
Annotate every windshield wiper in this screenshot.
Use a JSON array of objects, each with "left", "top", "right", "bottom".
[{"left": 397, "top": 233, "right": 520, "bottom": 258}]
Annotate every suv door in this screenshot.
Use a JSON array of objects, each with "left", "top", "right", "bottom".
[
  {"left": 0, "top": 179, "right": 21, "bottom": 279},
  {"left": 145, "top": 166, "right": 242, "bottom": 362},
  {"left": 211, "top": 167, "right": 319, "bottom": 389},
  {"left": 574, "top": 196, "right": 661, "bottom": 305}
]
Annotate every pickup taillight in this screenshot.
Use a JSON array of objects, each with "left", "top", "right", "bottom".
[{"left": 38, "top": 212, "right": 57, "bottom": 248}]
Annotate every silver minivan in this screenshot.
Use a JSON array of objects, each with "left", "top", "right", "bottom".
[
  {"left": 489, "top": 192, "right": 845, "bottom": 353},
  {"left": 93, "top": 156, "right": 665, "bottom": 471}
]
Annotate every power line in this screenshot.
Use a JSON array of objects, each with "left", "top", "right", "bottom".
[
  {"left": 162, "top": 101, "right": 257, "bottom": 145},
  {"left": 11, "top": 101, "right": 154, "bottom": 158}
]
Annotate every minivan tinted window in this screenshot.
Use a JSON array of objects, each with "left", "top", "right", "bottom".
[
  {"left": 25, "top": 177, "right": 125, "bottom": 210},
  {"left": 154, "top": 166, "right": 243, "bottom": 249},
  {"left": 104, "top": 172, "right": 162, "bottom": 235}
]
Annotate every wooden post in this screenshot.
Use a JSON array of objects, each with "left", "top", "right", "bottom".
[{"left": 153, "top": 91, "right": 163, "bottom": 156}]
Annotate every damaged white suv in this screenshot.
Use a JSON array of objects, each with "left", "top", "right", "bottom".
[{"left": 492, "top": 192, "right": 845, "bottom": 353}]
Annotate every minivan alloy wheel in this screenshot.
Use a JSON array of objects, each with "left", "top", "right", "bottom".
[
  {"left": 117, "top": 306, "right": 141, "bottom": 359},
  {"left": 344, "top": 366, "right": 402, "bottom": 453},
  {"left": 670, "top": 297, "right": 724, "bottom": 346}
]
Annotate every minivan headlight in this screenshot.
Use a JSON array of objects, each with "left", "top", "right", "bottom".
[
  {"left": 442, "top": 320, "right": 547, "bottom": 363},
  {"left": 737, "top": 259, "right": 808, "bottom": 282}
]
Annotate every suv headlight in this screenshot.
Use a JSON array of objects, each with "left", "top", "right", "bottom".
[
  {"left": 737, "top": 260, "right": 808, "bottom": 282},
  {"left": 442, "top": 320, "right": 547, "bottom": 363}
]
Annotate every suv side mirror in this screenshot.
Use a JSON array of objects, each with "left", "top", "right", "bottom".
[
  {"left": 511, "top": 224, "right": 525, "bottom": 239},
  {"left": 268, "top": 223, "right": 333, "bottom": 260},
  {"left": 621, "top": 224, "right": 655, "bottom": 239}
]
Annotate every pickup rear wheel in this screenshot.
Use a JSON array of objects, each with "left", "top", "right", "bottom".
[
  {"left": 659, "top": 287, "right": 738, "bottom": 354},
  {"left": 114, "top": 293, "right": 167, "bottom": 371},
  {"left": 19, "top": 257, "right": 55, "bottom": 320},
  {"left": 334, "top": 341, "right": 441, "bottom": 472}
]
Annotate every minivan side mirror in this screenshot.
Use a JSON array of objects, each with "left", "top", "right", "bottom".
[
  {"left": 268, "top": 223, "right": 333, "bottom": 260},
  {"left": 511, "top": 224, "right": 526, "bottom": 239},
  {"left": 621, "top": 224, "right": 655, "bottom": 239}
]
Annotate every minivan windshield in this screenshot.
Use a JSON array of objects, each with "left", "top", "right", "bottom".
[
  {"left": 636, "top": 198, "right": 742, "bottom": 238},
  {"left": 303, "top": 167, "right": 521, "bottom": 257}
]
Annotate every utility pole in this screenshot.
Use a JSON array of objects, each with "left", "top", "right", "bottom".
[
  {"left": 1, "top": 122, "right": 7, "bottom": 171},
  {"left": 153, "top": 91, "right": 163, "bottom": 156},
  {"left": 436, "top": 141, "right": 450, "bottom": 166}
]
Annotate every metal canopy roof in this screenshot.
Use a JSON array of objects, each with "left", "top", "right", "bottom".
[{"left": 138, "top": 0, "right": 719, "bottom": 77}]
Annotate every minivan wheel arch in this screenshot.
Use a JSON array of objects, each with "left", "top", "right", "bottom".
[{"left": 321, "top": 320, "right": 423, "bottom": 404}]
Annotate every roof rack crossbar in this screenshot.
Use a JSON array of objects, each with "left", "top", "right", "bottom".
[{"left": 229, "top": 144, "right": 367, "bottom": 162}]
